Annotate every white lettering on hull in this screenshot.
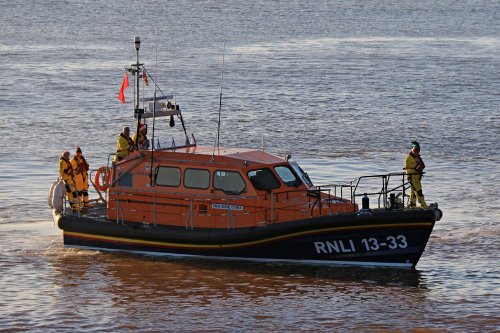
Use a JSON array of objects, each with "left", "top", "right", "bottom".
[
  {"left": 314, "top": 240, "right": 356, "bottom": 254},
  {"left": 211, "top": 204, "right": 243, "bottom": 211},
  {"left": 315, "top": 235, "right": 409, "bottom": 254}
]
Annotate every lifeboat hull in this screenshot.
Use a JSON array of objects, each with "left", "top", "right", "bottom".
[{"left": 56, "top": 208, "right": 437, "bottom": 269}]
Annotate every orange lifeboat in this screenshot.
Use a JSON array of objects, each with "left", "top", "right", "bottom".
[{"left": 52, "top": 37, "right": 442, "bottom": 269}]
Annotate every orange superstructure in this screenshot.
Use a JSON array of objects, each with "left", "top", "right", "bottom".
[{"left": 107, "top": 146, "right": 356, "bottom": 229}]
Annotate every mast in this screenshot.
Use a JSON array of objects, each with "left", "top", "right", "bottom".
[
  {"left": 126, "top": 37, "right": 196, "bottom": 153},
  {"left": 133, "top": 36, "right": 143, "bottom": 147}
]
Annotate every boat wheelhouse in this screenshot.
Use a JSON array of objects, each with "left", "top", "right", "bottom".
[{"left": 107, "top": 146, "right": 356, "bottom": 228}]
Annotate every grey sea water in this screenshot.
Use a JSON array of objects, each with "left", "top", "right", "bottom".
[{"left": 0, "top": 0, "right": 499, "bottom": 331}]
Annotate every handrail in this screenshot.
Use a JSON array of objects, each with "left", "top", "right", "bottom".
[
  {"left": 155, "top": 142, "right": 197, "bottom": 152},
  {"left": 351, "top": 172, "right": 422, "bottom": 209},
  {"left": 60, "top": 182, "right": 81, "bottom": 218},
  {"left": 88, "top": 170, "right": 107, "bottom": 204},
  {"left": 111, "top": 155, "right": 145, "bottom": 186},
  {"left": 109, "top": 187, "right": 260, "bottom": 201}
]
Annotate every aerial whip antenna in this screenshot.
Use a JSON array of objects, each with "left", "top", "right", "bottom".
[{"left": 213, "top": 7, "right": 227, "bottom": 159}]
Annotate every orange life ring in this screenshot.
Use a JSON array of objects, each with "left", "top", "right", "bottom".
[{"left": 95, "top": 166, "right": 111, "bottom": 191}]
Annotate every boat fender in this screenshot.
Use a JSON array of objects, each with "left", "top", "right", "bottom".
[
  {"left": 435, "top": 208, "right": 443, "bottom": 221},
  {"left": 48, "top": 179, "right": 64, "bottom": 211},
  {"left": 48, "top": 180, "right": 56, "bottom": 208},
  {"left": 95, "top": 166, "right": 112, "bottom": 192},
  {"left": 428, "top": 203, "right": 443, "bottom": 221}
]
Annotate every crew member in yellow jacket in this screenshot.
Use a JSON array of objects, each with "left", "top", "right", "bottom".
[
  {"left": 71, "top": 146, "right": 91, "bottom": 208},
  {"left": 114, "top": 126, "right": 136, "bottom": 162},
  {"left": 404, "top": 141, "right": 428, "bottom": 208},
  {"left": 132, "top": 123, "right": 150, "bottom": 150},
  {"left": 59, "top": 150, "right": 79, "bottom": 211}
]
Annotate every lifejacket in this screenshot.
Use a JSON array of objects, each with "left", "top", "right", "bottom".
[
  {"left": 72, "top": 155, "right": 89, "bottom": 175},
  {"left": 116, "top": 133, "right": 136, "bottom": 160},
  {"left": 132, "top": 132, "right": 148, "bottom": 150},
  {"left": 59, "top": 157, "right": 75, "bottom": 182},
  {"left": 405, "top": 151, "right": 425, "bottom": 174},
  {"left": 71, "top": 155, "right": 89, "bottom": 191}
]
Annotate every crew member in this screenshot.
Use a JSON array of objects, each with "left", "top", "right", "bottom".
[
  {"left": 404, "top": 141, "right": 428, "bottom": 208},
  {"left": 71, "top": 146, "right": 91, "bottom": 208},
  {"left": 114, "top": 126, "right": 136, "bottom": 162},
  {"left": 132, "top": 123, "right": 150, "bottom": 150},
  {"left": 59, "top": 150, "right": 79, "bottom": 211}
]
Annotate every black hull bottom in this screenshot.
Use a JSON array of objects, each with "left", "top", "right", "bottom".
[{"left": 57, "top": 209, "right": 437, "bottom": 269}]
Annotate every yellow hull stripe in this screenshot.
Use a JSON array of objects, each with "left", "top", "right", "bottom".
[{"left": 64, "top": 222, "right": 433, "bottom": 250}]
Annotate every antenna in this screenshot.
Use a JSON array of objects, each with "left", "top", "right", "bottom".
[
  {"left": 213, "top": 9, "right": 227, "bottom": 158},
  {"left": 155, "top": 0, "right": 159, "bottom": 77},
  {"left": 150, "top": 87, "right": 156, "bottom": 187}
]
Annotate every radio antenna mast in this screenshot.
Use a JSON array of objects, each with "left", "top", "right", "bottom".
[{"left": 213, "top": 7, "right": 227, "bottom": 159}]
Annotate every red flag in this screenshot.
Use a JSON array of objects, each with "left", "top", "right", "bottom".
[
  {"left": 118, "top": 72, "right": 129, "bottom": 104},
  {"left": 143, "top": 68, "right": 149, "bottom": 86}
]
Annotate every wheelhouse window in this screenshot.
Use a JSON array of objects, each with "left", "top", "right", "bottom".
[
  {"left": 289, "top": 160, "right": 314, "bottom": 188},
  {"left": 274, "top": 165, "right": 301, "bottom": 187},
  {"left": 214, "top": 170, "right": 246, "bottom": 194},
  {"left": 117, "top": 172, "right": 133, "bottom": 187},
  {"left": 184, "top": 168, "right": 210, "bottom": 189},
  {"left": 156, "top": 166, "right": 181, "bottom": 187},
  {"left": 247, "top": 168, "right": 281, "bottom": 191}
]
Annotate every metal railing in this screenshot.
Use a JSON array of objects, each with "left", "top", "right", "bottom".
[{"left": 351, "top": 172, "right": 416, "bottom": 209}]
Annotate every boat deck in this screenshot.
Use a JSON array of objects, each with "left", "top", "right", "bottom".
[{"left": 74, "top": 202, "right": 108, "bottom": 220}]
